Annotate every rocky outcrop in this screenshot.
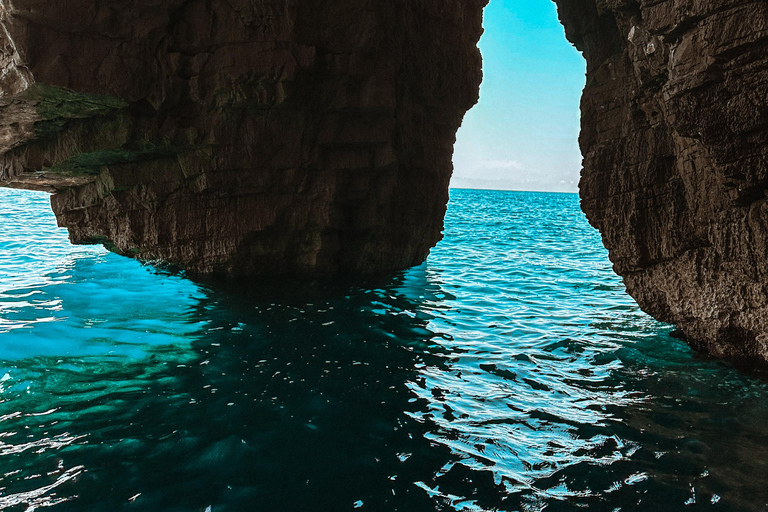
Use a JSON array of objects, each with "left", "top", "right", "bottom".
[
  {"left": 0, "top": 0, "right": 486, "bottom": 275},
  {"left": 4, "top": 0, "right": 768, "bottom": 364},
  {"left": 555, "top": 0, "right": 768, "bottom": 363}
]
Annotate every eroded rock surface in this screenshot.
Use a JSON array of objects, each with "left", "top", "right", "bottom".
[
  {"left": 555, "top": 0, "right": 768, "bottom": 362},
  {"left": 4, "top": 0, "right": 768, "bottom": 364},
  {"left": 0, "top": 0, "right": 485, "bottom": 275}
]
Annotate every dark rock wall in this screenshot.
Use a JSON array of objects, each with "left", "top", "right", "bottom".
[
  {"left": 0, "top": 0, "right": 486, "bottom": 275},
  {"left": 555, "top": 0, "right": 768, "bottom": 362},
  {"left": 4, "top": 0, "right": 768, "bottom": 363}
]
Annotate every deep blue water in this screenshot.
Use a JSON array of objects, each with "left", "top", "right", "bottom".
[{"left": 1, "top": 187, "right": 768, "bottom": 511}]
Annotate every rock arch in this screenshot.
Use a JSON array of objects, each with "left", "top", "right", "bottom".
[{"left": 2, "top": 0, "right": 768, "bottom": 364}]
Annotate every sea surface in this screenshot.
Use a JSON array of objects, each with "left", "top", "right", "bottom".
[{"left": 1, "top": 187, "right": 767, "bottom": 512}]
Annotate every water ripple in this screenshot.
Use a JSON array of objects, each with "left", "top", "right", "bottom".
[{"left": 0, "top": 188, "right": 768, "bottom": 511}]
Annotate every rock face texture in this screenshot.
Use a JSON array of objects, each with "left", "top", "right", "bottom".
[
  {"left": 0, "top": 0, "right": 485, "bottom": 275},
  {"left": 555, "top": 0, "right": 768, "bottom": 363},
  {"left": 4, "top": 0, "right": 768, "bottom": 364}
]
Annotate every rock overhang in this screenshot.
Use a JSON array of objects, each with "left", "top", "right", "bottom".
[
  {"left": 3, "top": 0, "right": 768, "bottom": 365},
  {"left": 0, "top": 0, "right": 488, "bottom": 275}
]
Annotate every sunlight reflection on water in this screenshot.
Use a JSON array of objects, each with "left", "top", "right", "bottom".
[{"left": 0, "top": 188, "right": 767, "bottom": 511}]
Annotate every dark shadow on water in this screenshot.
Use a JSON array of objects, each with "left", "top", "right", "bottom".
[
  {"left": 5, "top": 189, "right": 768, "bottom": 511},
  {"left": 0, "top": 263, "right": 473, "bottom": 512}
]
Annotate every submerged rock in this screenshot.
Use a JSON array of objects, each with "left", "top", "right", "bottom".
[
  {"left": 554, "top": 0, "right": 768, "bottom": 363},
  {"left": 0, "top": 0, "right": 486, "bottom": 275}
]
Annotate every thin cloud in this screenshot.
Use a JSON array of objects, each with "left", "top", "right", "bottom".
[{"left": 478, "top": 159, "right": 524, "bottom": 170}]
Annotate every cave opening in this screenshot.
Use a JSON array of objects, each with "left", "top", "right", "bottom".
[
  {"left": 4, "top": 1, "right": 768, "bottom": 509},
  {"left": 451, "top": 0, "right": 585, "bottom": 194}
]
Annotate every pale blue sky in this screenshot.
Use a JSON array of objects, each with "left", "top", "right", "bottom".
[{"left": 451, "top": 0, "right": 586, "bottom": 193}]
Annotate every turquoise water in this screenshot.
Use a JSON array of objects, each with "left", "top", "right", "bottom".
[{"left": 1, "top": 187, "right": 768, "bottom": 511}]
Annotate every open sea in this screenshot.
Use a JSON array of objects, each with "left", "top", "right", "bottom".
[{"left": 1, "top": 187, "right": 768, "bottom": 512}]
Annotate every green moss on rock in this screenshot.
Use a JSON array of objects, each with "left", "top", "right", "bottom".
[
  {"left": 21, "top": 84, "right": 129, "bottom": 140},
  {"left": 46, "top": 147, "right": 181, "bottom": 176},
  {"left": 22, "top": 84, "right": 128, "bottom": 120}
]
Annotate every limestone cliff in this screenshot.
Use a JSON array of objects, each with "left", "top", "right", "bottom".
[
  {"left": 0, "top": 0, "right": 486, "bottom": 275},
  {"left": 555, "top": 0, "right": 768, "bottom": 363}
]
